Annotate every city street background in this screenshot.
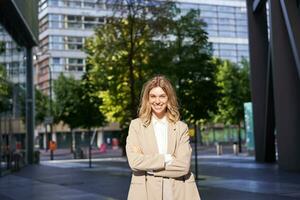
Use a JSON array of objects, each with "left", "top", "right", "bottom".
[{"left": 1, "top": 145, "right": 300, "bottom": 200}]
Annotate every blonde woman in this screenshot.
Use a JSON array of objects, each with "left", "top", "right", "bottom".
[{"left": 126, "top": 75, "right": 201, "bottom": 200}]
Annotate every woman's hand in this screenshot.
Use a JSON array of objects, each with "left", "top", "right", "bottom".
[{"left": 132, "top": 146, "right": 143, "bottom": 154}]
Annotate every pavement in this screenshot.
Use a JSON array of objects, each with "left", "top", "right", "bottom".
[{"left": 0, "top": 145, "right": 300, "bottom": 200}]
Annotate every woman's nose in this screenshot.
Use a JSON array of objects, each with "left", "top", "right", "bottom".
[{"left": 155, "top": 97, "right": 160, "bottom": 103}]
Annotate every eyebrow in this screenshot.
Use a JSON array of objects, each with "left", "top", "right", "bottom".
[{"left": 149, "top": 93, "right": 167, "bottom": 96}]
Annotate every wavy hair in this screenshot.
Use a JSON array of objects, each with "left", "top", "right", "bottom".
[{"left": 138, "top": 75, "right": 180, "bottom": 126}]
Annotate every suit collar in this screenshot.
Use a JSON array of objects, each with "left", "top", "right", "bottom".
[
  {"left": 143, "top": 119, "right": 177, "bottom": 154},
  {"left": 167, "top": 122, "right": 176, "bottom": 154}
]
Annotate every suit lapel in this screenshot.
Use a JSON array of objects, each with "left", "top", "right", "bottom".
[
  {"left": 144, "top": 122, "right": 159, "bottom": 154},
  {"left": 167, "top": 122, "right": 176, "bottom": 154}
]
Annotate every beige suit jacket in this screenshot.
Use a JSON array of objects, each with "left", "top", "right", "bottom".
[{"left": 126, "top": 118, "right": 201, "bottom": 200}]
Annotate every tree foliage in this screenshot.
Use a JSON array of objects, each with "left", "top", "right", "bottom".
[
  {"left": 53, "top": 73, "right": 105, "bottom": 129},
  {"left": 0, "top": 65, "right": 12, "bottom": 113},
  {"left": 85, "top": 0, "right": 177, "bottom": 127},
  {"left": 215, "top": 58, "right": 251, "bottom": 125},
  {"left": 35, "top": 88, "right": 50, "bottom": 125},
  {"left": 77, "top": 73, "right": 106, "bottom": 129},
  {"left": 149, "top": 9, "right": 219, "bottom": 124},
  {"left": 53, "top": 74, "right": 82, "bottom": 129}
]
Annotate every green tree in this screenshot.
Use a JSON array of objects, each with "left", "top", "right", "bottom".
[
  {"left": 53, "top": 73, "right": 106, "bottom": 151},
  {"left": 77, "top": 73, "right": 106, "bottom": 130},
  {"left": 85, "top": 0, "right": 176, "bottom": 125},
  {"left": 53, "top": 74, "right": 82, "bottom": 151},
  {"left": 215, "top": 58, "right": 251, "bottom": 151},
  {"left": 148, "top": 9, "right": 219, "bottom": 145},
  {"left": 0, "top": 65, "right": 13, "bottom": 113},
  {"left": 85, "top": 0, "right": 177, "bottom": 152},
  {"left": 35, "top": 89, "right": 50, "bottom": 125}
]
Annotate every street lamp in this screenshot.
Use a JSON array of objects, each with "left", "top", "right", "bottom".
[
  {"left": 34, "top": 52, "right": 54, "bottom": 159},
  {"left": 48, "top": 64, "right": 54, "bottom": 160}
]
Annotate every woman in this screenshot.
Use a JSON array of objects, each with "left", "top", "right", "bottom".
[{"left": 126, "top": 75, "right": 201, "bottom": 200}]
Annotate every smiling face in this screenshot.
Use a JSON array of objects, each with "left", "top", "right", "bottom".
[{"left": 149, "top": 86, "right": 168, "bottom": 119}]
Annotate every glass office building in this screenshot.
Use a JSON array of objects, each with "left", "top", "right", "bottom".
[
  {"left": 179, "top": 0, "right": 249, "bottom": 63},
  {"left": 0, "top": 0, "right": 38, "bottom": 173},
  {"left": 36, "top": 0, "right": 248, "bottom": 94}
]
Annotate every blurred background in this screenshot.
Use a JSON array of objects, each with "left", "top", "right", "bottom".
[{"left": 0, "top": 0, "right": 300, "bottom": 200}]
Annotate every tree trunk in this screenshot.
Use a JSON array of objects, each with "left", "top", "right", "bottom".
[
  {"left": 88, "top": 128, "right": 92, "bottom": 168},
  {"left": 194, "top": 123, "right": 198, "bottom": 180},
  {"left": 238, "top": 123, "right": 242, "bottom": 153},
  {"left": 71, "top": 128, "right": 75, "bottom": 153},
  {"left": 198, "top": 125, "right": 203, "bottom": 146}
]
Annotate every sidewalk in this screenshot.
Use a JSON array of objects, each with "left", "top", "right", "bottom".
[{"left": 0, "top": 147, "right": 300, "bottom": 200}]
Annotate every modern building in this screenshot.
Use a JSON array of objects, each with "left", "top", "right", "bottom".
[
  {"left": 179, "top": 0, "right": 249, "bottom": 63},
  {"left": 0, "top": 0, "right": 38, "bottom": 174},
  {"left": 247, "top": 0, "right": 300, "bottom": 171}
]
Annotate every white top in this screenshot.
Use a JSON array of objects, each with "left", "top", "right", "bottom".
[{"left": 152, "top": 115, "right": 172, "bottom": 165}]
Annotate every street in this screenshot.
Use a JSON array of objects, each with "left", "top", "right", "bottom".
[{"left": 1, "top": 146, "right": 300, "bottom": 200}]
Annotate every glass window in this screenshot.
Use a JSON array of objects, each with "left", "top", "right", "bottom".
[
  {"left": 52, "top": 57, "right": 60, "bottom": 65},
  {"left": 236, "top": 25, "right": 247, "bottom": 32},
  {"left": 236, "top": 19, "right": 247, "bottom": 26},
  {"left": 96, "top": 0, "right": 106, "bottom": 9},
  {"left": 199, "top": 5, "right": 217, "bottom": 11},
  {"left": 237, "top": 44, "right": 249, "bottom": 51},
  {"left": 238, "top": 50, "right": 249, "bottom": 57},
  {"left": 218, "top": 6, "right": 235, "bottom": 13},
  {"left": 207, "top": 30, "right": 218, "bottom": 37},
  {"left": 50, "top": 35, "right": 62, "bottom": 43},
  {"left": 203, "top": 18, "right": 218, "bottom": 25},
  {"left": 49, "top": 36, "right": 63, "bottom": 50},
  {"left": 48, "top": 0, "right": 59, "bottom": 6},
  {"left": 220, "top": 43, "right": 236, "bottom": 50},
  {"left": 84, "top": 1, "right": 95, "bottom": 8},
  {"left": 218, "top": 18, "right": 235, "bottom": 25},
  {"left": 219, "top": 31, "right": 236, "bottom": 37},
  {"left": 212, "top": 43, "right": 219, "bottom": 51},
  {"left": 66, "top": 0, "right": 81, "bottom": 8},
  {"left": 219, "top": 25, "right": 235, "bottom": 32},
  {"left": 65, "top": 36, "right": 83, "bottom": 50},
  {"left": 235, "top": 13, "right": 247, "bottom": 20},
  {"left": 179, "top": 3, "right": 199, "bottom": 10},
  {"left": 39, "top": 15, "right": 49, "bottom": 32},
  {"left": 66, "top": 15, "right": 82, "bottom": 29},
  {"left": 218, "top": 12, "right": 235, "bottom": 19},
  {"left": 84, "top": 16, "right": 96, "bottom": 29},
  {"left": 201, "top": 11, "right": 217, "bottom": 18},
  {"left": 206, "top": 24, "right": 218, "bottom": 30},
  {"left": 49, "top": 14, "right": 60, "bottom": 28},
  {"left": 237, "top": 31, "right": 248, "bottom": 37},
  {"left": 39, "top": 0, "right": 48, "bottom": 11},
  {"left": 98, "top": 17, "right": 105, "bottom": 23},
  {"left": 67, "top": 58, "right": 84, "bottom": 71},
  {"left": 52, "top": 57, "right": 64, "bottom": 72},
  {"left": 220, "top": 50, "right": 237, "bottom": 57}
]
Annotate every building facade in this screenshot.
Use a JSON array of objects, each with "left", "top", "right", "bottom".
[{"left": 0, "top": 0, "right": 38, "bottom": 171}]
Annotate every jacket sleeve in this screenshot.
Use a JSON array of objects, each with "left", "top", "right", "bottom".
[
  {"left": 126, "top": 120, "right": 165, "bottom": 172},
  {"left": 153, "top": 123, "right": 192, "bottom": 178}
]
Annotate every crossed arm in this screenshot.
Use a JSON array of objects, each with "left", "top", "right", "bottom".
[{"left": 126, "top": 120, "right": 192, "bottom": 178}]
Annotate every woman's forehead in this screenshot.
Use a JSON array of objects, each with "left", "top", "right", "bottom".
[{"left": 149, "top": 86, "right": 167, "bottom": 95}]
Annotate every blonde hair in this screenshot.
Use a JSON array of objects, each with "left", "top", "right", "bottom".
[{"left": 138, "top": 75, "right": 180, "bottom": 126}]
